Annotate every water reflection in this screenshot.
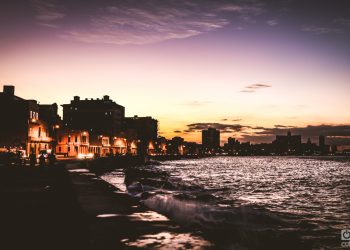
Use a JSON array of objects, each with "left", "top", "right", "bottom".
[
  {"left": 122, "top": 232, "right": 212, "bottom": 249},
  {"left": 129, "top": 211, "right": 169, "bottom": 222}
]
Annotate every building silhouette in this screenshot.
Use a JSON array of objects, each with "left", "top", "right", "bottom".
[
  {"left": 62, "top": 95, "right": 125, "bottom": 137},
  {"left": 124, "top": 115, "right": 158, "bottom": 141},
  {"left": 202, "top": 127, "right": 220, "bottom": 152},
  {"left": 0, "top": 85, "right": 53, "bottom": 155},
  {"left": 39, "top": 103, "right": 61, "bottom": 130},
  {"left": 124, "top": 115, "right": 158, "bottom": 156},
  {"left": 272, "top": 131, "right": 302, "bottom": 155}
]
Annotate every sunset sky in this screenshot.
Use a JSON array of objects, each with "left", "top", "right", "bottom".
[{"left": 1, "top": 0, "right": 350, "bottom": 145}]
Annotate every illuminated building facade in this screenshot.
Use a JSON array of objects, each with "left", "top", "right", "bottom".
[
  {"left": 28, "top": 119, "right": 53, "bottom": 155},
  {"left": 0, "top": 85, "right": 53, "bottom": 155},
  {"left": 56, "top": 129, "right": 90, "bottom": 157},
  {"left": 167, "top": 137, "right": 185, "bottom": 155}
]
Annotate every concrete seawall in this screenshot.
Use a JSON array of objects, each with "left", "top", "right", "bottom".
[{"left": 1, "top": 161, "right": 211, "bottom": 249}]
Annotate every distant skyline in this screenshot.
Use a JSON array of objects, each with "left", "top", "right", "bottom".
[{"left": 1, "top": 0, "right": 350, "bottom": 145}]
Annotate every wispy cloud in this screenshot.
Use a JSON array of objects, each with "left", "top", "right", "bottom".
[
  {"left": 232, "top": 118, "right": 242, "bottom": 122},
  {"left": 240, "top": 83, "right": 272, "bottom": 93},
  {"left": 32, "top": 0, "right": 65, "bottom": 27},
  {"left": 333, "top": 18, "right": 350, "bottom": 27},
  {"left": 266, "top": 19, "right": 278, "bottom": 26},
  {"left": 301, "top": 25, "right": 342, "bottom": 35},
  {"left": 32, "top": 0, "right": 263, "bottom": 45},
  {"left": 221, "top": 118, "right": 242, "bottom": 122}
]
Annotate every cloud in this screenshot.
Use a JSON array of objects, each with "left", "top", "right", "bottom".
[
  {"left": 221, "top": 118, "right": 242, "bottom": 122},
  {"left": 32, "top": 0, "right": 263, "bottom": 45},
  {"left": 240, "top": 124, "right": 350, "bottom": 145},
  {"left": 333, "top": 18, "right": 350, "bottom": 27},
  {"left": 173, "top": 130, "right": 182, "bottom": 133},
  {"left": 182, "top": 122, "right": 350, "bottom": 146},
  {"left": 266, "top": 19, "right": 278, "bottom": 26},
  {"left": 301, "top": 25, "right": 342, "bottom": 35},
  {"left": 255, "top": 124, "right": 350, "bottom": 137},
  {"left": 274, "top": 124, "right": 296, "bottom": 128},
  {"left": 186, "top": 122, "right": 246, "bottom": 133},
  {"left": 240, "top": 83, "right": 272, "bottom": 93},
  {"left": 32, "top": 0, "right": 65, "bottom": 27}
]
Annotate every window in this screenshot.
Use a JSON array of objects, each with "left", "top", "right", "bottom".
[
  {"left": 68, "top": 136, "right": 71, "bottom": 143},
  {"left": 59, "top": 136, "right": 62, "bottom": 142},
  {"left": 75, "top": 146, "right": 78, "bottom": 152},
  {"left": 82, "top": 136, "right": 87, "bottom": 143},
  {"left": 68, "top": 146, "right": 70, "bottom": 152},
  {"left": 75, "top": 136, "right": 78, "bottom": 143},
  {"left": 38, "top": 127, "right": 41, "bottom": 137},
  {"left": 58, "top": 147, "right": 61, "bottom": 152},
  {"left": 102, "top": 138, "right": 109, "bottom": 145},
  {"left": 30, "top": 111, "right": 33, "bottom": 118}
]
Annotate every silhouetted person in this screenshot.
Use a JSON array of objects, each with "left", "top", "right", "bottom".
[
  {"left": 16, "top": 151, "right": 22, "bottom": 167},
  {"left": 39, "top": 154, "right": 46, "bottom": 167},
  {"left": 29, "top": 152, "right": 36, "bottom": 167},
  {"left": 48, "top": 153, "right": 56, "bottom": 167}
]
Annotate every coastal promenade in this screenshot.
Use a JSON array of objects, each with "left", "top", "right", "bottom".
[{"left": 0, "top": 160, "right": 211, "bottom": 249}]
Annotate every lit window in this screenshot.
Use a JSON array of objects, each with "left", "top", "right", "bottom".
[
  {"left": 30, "top": 111, "right": 33, "bottom": 118},
  {"left": 102, "top": 138, "right": 109, "bottom": 145}
]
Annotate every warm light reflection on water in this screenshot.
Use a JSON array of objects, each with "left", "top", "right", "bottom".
[
  {"left": 129, "top": 211, "right": 169, "bottom": 222},
  {"left": 121, "top": 232, "right": 212, "bottom": 249}
]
